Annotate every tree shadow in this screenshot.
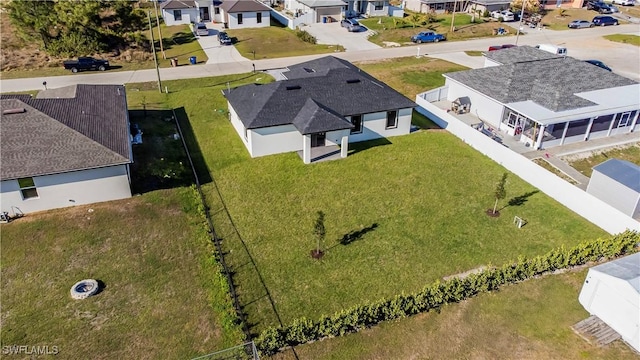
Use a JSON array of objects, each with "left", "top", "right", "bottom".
[
  {"left": 348, "top": 138, "right": 392, "bottom": 155},
  {"left": 329, "top": 223, "right": 378, "bottom": 249},
  {"left": 506, "top": 190, "right": 539, "bottom": 208}
]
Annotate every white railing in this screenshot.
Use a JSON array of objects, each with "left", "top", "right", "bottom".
[
  {"left": 415, "top": 96, "right": 640, "bottom": 235},
  {"left": 419, "top": 86, "right": 448, "bottom": 102}
]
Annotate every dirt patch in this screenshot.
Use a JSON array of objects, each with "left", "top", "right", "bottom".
[{"left": 559, "top": 142, "right": 640, "bottom": 162}]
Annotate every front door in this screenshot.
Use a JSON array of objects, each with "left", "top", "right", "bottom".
[
  {"left": 311, "top": 133, "right": 326, "bottom": 147},
  {"left": 200, "top": 7, "right": 210, "bottom": 21}
]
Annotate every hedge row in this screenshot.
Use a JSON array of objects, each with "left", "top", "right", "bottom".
[{"left": 255, "top": 231, "right": 640, "bottom": 355}]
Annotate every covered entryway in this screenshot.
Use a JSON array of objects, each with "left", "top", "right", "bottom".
[
  {"left": 200, "top": 7, "right": 210, "bottom": 21},
  {"left": 311, "top": 132, "right": 326, "bottom": 147}
]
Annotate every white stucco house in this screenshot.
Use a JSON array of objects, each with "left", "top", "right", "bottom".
[
  {"left": 578, "top": 253, "right": 640, "bottom": 352},
  {"left": 223, "top": 56, "right": 416, "bottom": 163},
  {"left": 284, "top": 0, "right": 392, "bottom": 23},
  {"left": 0, "top": 85, "right": 133, "bottom": 215},
  {"left": 587, "top": 159, "right": 640, "bottom": 220},
  {"left": 220, "top": 0, "right": 272, "bottom": 29},
  {"left": 405, "top": 0, "right": 511, "bottom": 14},
  {"left": 161, "top": 0, "right": 224, "bottom": 25},
  {"left": 418, "top": 46, "right": 640, "bottom": 150}
]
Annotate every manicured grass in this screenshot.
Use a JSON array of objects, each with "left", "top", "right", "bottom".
[
  {"left": 465, "top": 50, "right": 484, "bottom": 56},
  {"left": 604, "top": 34, "right": 640, "bottom": 46},
  {"left": 271, "top": 270, "right": 639, "bottom": 359},
  {"left": 0, "top": 189, "right": 243, "bottom": 359},
  {"left": 228, "top": 25, "right": 344, "bottom": 60},
  {"left": 564, "top": 142, "right": 640, "bottom": 177},
  {"left": 156, "top": 24, "right": 208, "bottom": 67},
  {"left": 360, "top": 14, "right": 514, "bottom": 46},
  {"left": 539, "top": 8, "right": 627, "bottom": 30}
]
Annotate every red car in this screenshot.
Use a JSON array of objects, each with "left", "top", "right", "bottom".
[{"left": 488, "top": 44, "right": 517, "bottom": 51}]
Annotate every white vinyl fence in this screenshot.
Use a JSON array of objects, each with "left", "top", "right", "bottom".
[{"left": 416, "top": 90, "right": 640, "bottom": 235}]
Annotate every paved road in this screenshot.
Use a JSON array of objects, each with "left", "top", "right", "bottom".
[{"left": 1, "top": 24, "right": 638, "bottom": 92}]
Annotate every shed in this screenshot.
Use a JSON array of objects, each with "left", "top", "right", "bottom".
[
  {"left": 578, "top": 253, "right": 640, "bottom": 352},
  {"left": 586, "top": 159, "right": 640, "bottom": 220}
]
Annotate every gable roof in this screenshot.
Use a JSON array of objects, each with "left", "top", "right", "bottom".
[
  {"left": 160, "top": 0, "right": 196, "bottom": 9},
  {"left": 591, "top": 253, "right": 640, "bottom": 293},
  {"left": 0, "top": 85, "right": 131, "bottom": 180},
  {"left": 593, "top": 159, "right": 640, "bottom": 193},
  {"left": 223, "top": 56, "right": 415, "bottom": 131},
  {"left": 220, "top": 0, "right": 271, "bottom": 12},
  {"left": 298, "top": 0, "right": 347, "bottom": 7},
  {"left": 445, "top": 53, "right": 638, "bottom": 112},
  {"left": 484, "top": 45, "right": 562, "bottom": 65},
  {"left": 292, "top": 98, "right": 353, "bottom": 134}
]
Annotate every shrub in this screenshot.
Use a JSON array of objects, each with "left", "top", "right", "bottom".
[{"left": 295, "top": 30, "right": 317, "bottom": 44}]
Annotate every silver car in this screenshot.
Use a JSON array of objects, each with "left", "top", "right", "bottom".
[
  {"left": 195, "top": 23, "right": 209, "bottom": 36},
  {"left": 568, "top": 20, "right": 593, "bottom": 29}
]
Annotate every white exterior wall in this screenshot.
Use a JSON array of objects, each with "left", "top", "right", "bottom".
[
  {"left": 365, "top": 2, "right": 388, "bottom": 16},
  {"left": 163, "top": 8, "right": 198, "bottom": 26},
  {"left": 579, "top": 270, "right": 640, "bottom": 352},
  {"left": 446, "top": 79, "right": 505, "bottom": 128},
  {"left": 0, "top": 165, "right": 131, "bottom": 214},
  {"left": 225, "top": 11, "right": 270, "bottom": 29},
  {"left": 587, "top": 171, "right": 640, "bottom": 219},
  {"left": 326, "top": 129, "right": 351, "bottom": 146},
  {"left": 348, "top": 108, "right": 412, "bottom": 143},
  {"left": 228, "top": 104, "right": 253, "bottom": 155},
  {"left": 251, "top": 125, "right": 303, "bottom": 157}
]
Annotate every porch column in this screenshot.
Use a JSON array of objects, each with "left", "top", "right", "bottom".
[
  {"left": 607, "top": 113, "right": 617, "bottom": 136},
  {"left": 534, "top": 124, "right": 546, "bottom": 150},
  {"left": 560, "top": 122, "right": 569, "bottom": 145},
  {"left": 630, "top": 111, "right": 639, "bottom": 132},
  {"left": 584, "top": 117, "right": 595, "bottom": 141},
  {"left": 340, "top": 135, "right": 348, "bottom": 158},
  {"left": 303, "top": 134, "right": 311, "bottom": 164}
]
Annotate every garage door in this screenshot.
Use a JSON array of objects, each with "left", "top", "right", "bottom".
[{"left": 316, "top": 7, "right": 342, "bottom": 23}]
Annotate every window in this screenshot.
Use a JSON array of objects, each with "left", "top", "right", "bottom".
[
  {"left": 214, "top": 7, "right": 220, "bottom": 15},
  {"left": 18, "top": 177, "right": 38, "bottom": 199},
  {"left": 386, "top": 110, "right": 398, "bottom": 129},
  {"left": 591, "top": 115, "right": 614, "bottom": 133},
  {"left": 374, "top": 1, "right": 384, "bottom": 10},
  {"left": 565, "top": 119, "right": 590, "bottom": 137},
  {"left": 257, "top": 12, "right": 262, "bottom": 23},
  {"left": 350, "top": 115, "right": 363, "bottom": 134},
  {"left": 237, "top": 13, "right": 243, "bottom": 24},
  {"left": 615, "top": 112, "right": 632, "bottom": 128},
  {"left": 174, "top": 10, "right": 182, "bottom": 21}
]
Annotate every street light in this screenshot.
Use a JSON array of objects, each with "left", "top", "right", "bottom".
[{"left": 515, "top": 0, "right": 528, "bottom": 45}]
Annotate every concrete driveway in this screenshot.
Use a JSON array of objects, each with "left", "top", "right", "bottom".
[
  {"left": 302, "top": 22, "right": 381, "bottom": 51},
  {"left": 195, "top": 23, "right": 250, "bottom": 65}
]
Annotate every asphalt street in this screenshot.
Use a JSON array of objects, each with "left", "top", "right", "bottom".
[{"left": 1, "top": 24, "right": 638, "bottom": 92}]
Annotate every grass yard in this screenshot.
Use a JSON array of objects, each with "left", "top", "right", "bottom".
[
  {"left": 228, "top": 24, "right": 344, "bottom": 60},
  {"left": 604, "top": 34, "right": 640, "bottom": 46},
  {"left": 539, "top": 8, "right": 628, "bottom": 30},
  {"left": 532, "top": 158, "right": 579, "bottom": 185},
  {"left": 564, "top": 142, "right": 640, "bottom": 177},
  {"left": 360, "top": 14, "right": 513, "bottom": 46},
  {"left": 156, "top": 24, "right": 208, "bottom": 68},
  {"left": 271, "top": 269, "right": 639, "bottom": 359},
  {"left": 122, "top": 60, "right": 608, "bottom": 337}
]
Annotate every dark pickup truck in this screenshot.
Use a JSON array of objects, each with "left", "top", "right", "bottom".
[{"left": 63, "top": 57, "right": 109, "bottom": 73}]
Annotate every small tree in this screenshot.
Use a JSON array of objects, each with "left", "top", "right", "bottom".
[
  {"left": 493, "top": 173, "right": 508, "bottom": 215},
  {"left": 311, "top": 211, "right": 325, "bottom": 259}
]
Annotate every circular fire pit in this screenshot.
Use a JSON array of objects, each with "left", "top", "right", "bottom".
[{"left": 70, "top": 279, "right": 100, "bottom": 300}]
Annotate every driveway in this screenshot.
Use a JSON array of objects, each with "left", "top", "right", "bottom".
[
  {"left": 302, "top": 22, "right": 381, "bottom": 51},
  {"left": 195, "top": 23, "right": 250, "bottom": 65}
]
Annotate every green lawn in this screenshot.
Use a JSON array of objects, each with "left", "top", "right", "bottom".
[
  {"left": 604, "top": 34, "right": 640, "bottom": 46},
  {"left": 540, "top": 8, "right": 628, "bottom": 30},
  {"left": 565, "top": 143, "right": 640, "bottom": 177},
  {"left": 228, "top": 24, "right": 344, "bottom": 60},
  {"left": 271, "top": 270, "right": 639, "bottom": 359}
]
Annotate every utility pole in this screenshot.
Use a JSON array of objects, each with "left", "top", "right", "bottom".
[
  {"left": 148, "top": 11, "right": 162, "bottom": 93},
  {"left": 450, "top": 0, "right": 457, "bottom": 33},
  {"left": 515, "top": 0, "right": 528, "bottom": 45},
  {"left": 153, "top": 0, "right": 166, "bottom": 59}
]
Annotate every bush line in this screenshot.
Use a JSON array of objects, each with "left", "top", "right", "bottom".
[{"left": 255, "top": 231, "right": 640, "bottom": 355}]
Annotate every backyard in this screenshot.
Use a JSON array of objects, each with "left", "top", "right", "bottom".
[{"left": 564, "top": 142, "right": 640, "bottom": 177}]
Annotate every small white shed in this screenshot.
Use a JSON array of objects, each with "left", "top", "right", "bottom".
[
  {"left": 578, "top": 253, "right": 640, "bottom": 352},
  {"left": 587, "top": 159, "right": 640, "bottom": 220}
]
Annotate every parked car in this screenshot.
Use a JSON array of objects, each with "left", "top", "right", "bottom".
[
  {"left": 411, "top": 31, "right": 446, "bottom": 43},
  {"left": 63, "top": 57, "right": 109, "bottom": 73},
  {"left": 609, "top": 5, "right": 619, "bottom": 12},
  {"left": 490, "top": 10, "right": 515, "bottom": 21},
  {"left": 592, "top": 15, "right": 619, "bottom": 26},
  {"left": 488, "top": 44, "right": 517, "bottom": 51},
  {"left": 586, "top": 1, "right": 613, "bottom": 13},
  {"left": 585, "top": 59, "right": 612, "bottom": 71},
  {"left": 612, "top": 0, "right": 634, "bottom": 5},
  {"left": 195, "top": 23, "right": 209, "bottom": 36},
  {"left": 341, "top": 18, "right": 362, "bottom": 32},
  {"left": 218, "top": 31, "right": 232, "bottom": 45},
  {"left": 568, "top": 20, "right": 594, "bottom": 28}
]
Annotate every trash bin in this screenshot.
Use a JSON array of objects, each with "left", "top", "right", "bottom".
[
  {"left": 170, "top": 58, "right": 178, "bottom": 67},
  {"left": 322, "top": 16, "right": 327, "bottom": 23},
  {"left": 189, "top": 56, "right": 196, "bottom": 65}
]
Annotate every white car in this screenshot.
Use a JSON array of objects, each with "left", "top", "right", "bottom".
[
  {"left": 491, "top": 10, "right": 515, "bottom": 22},
  {"left": 612, "top": 0, "right": 634, "bottom": 5}
]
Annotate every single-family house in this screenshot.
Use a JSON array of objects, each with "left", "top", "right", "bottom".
[
  {"left": 161, "top": 0, "right": 224, "bottom": 26},
  {"left": 587, "top": 159, "right": 640, "bottom": 220},
  {"left": 345, "top": 0, "right": 390, "bottom": 18},
  {"left": 285, "top": 0, "right": 347, "bottom": 23},
  {"left": 578, "top": 252, "right": 640, "bottom": 352},
  {"left": 405, "top": 0, "right": 510, "bottom": 14},
  {"left": 421, "top": 46, "right": 639, "bottom": 150},
  {"left": 220, "top": 0, "right": 272, "bottom": 28},
  {"left": 223, "top": 56, "right": 416, "bottom": 163},
  {"left": 0, "top": 85, "right": 133, "bottom": 215}
]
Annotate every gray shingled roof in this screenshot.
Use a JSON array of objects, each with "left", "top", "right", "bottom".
[
  {"left": 0, "top": 85, "right": 131, "bottom": 181},
  {"left": 445, "top": 55, "right": 638, "bottom": 112},
  {"left": 299, "top": 0, "right": 347, "bottom": 7},
  {"left": 160, "top": 0, "right": 196, "bottom": 9},
  {"left": 292, "top": 98, "right": 353, "bottom": 134},
  {"left": 484, "top": 45, "right": 562, "bottom": 65},
  {"left": 224, "top": 56, "right": 416, "bottom": 131},
  {"left": 220, "top": 0, "right": 271, "bottom": 12},
  {"left": 593, "top": 159, "right": 640, "bottom": 193}
]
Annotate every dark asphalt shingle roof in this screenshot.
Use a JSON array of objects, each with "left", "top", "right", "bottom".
[
  {"left": 220, "top": 0, "right": 271, "bottom": 12},
  {"left": 160, "top": 0, "right": 196, "bottom": 9},
  {"left": 0, "top": 85, "right": 131, "bottom": 180},
  {"left": 292, "top": 99, "right": 354, "bottom": 134},
  {"left": 224, "top": 56, "right": 416, "bottom": 131},
  {"left": 484, "top": 45, "right": 562, "bottom": 64},
  {"left": 445, "top": 55, "right": 638, "bottom": 112},
  {"left": 593, "top": 159, "right": 640, "bottom": 193}
]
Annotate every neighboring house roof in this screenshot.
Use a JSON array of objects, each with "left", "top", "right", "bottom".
[
  {"left": 160, "top": 0, "right": 196, "bottom": 10},
  {"left": 416, "top": 0, "right": 509, "bottom": 4},
  {"left": 224, "top": 56, "right": 415, "bottom": 132},
  {"left": 220, "top": 0, "right": 271, "bottom": 12},
  {"left": 484, "top": 45, "right": 562, "bottom": 64},
  {"left": 593, "top": 159, "right": 640, "bottom": 193},
  {"left": 0, "top": 85, "right": 131, "bottom": 181},
  {"left": 590, "top": 252, "right": 640, "bottom": 293},
  {"left": 298, "top": 0, "right": 347, "bottom": 8},
  {"left": 444, "top": 53, "right": 638, "bottom": 112}
]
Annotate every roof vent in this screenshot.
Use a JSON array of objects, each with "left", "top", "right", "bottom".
[
  {"left": 303, "top": 67, "right": 315, "bottom": 73},
  {"left": 346, "top": 79, "right": 361, "bottom": 84},
  {"left": 2, "top": 108, "right": 26, "bottom": 115},
  {"left": 286, "top": 85, "right": 301, "bottom": 90}
]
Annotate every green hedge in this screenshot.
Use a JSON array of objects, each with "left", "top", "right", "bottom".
[{"left": 255, "top": 231, "right": 640, "bottom": 355}]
